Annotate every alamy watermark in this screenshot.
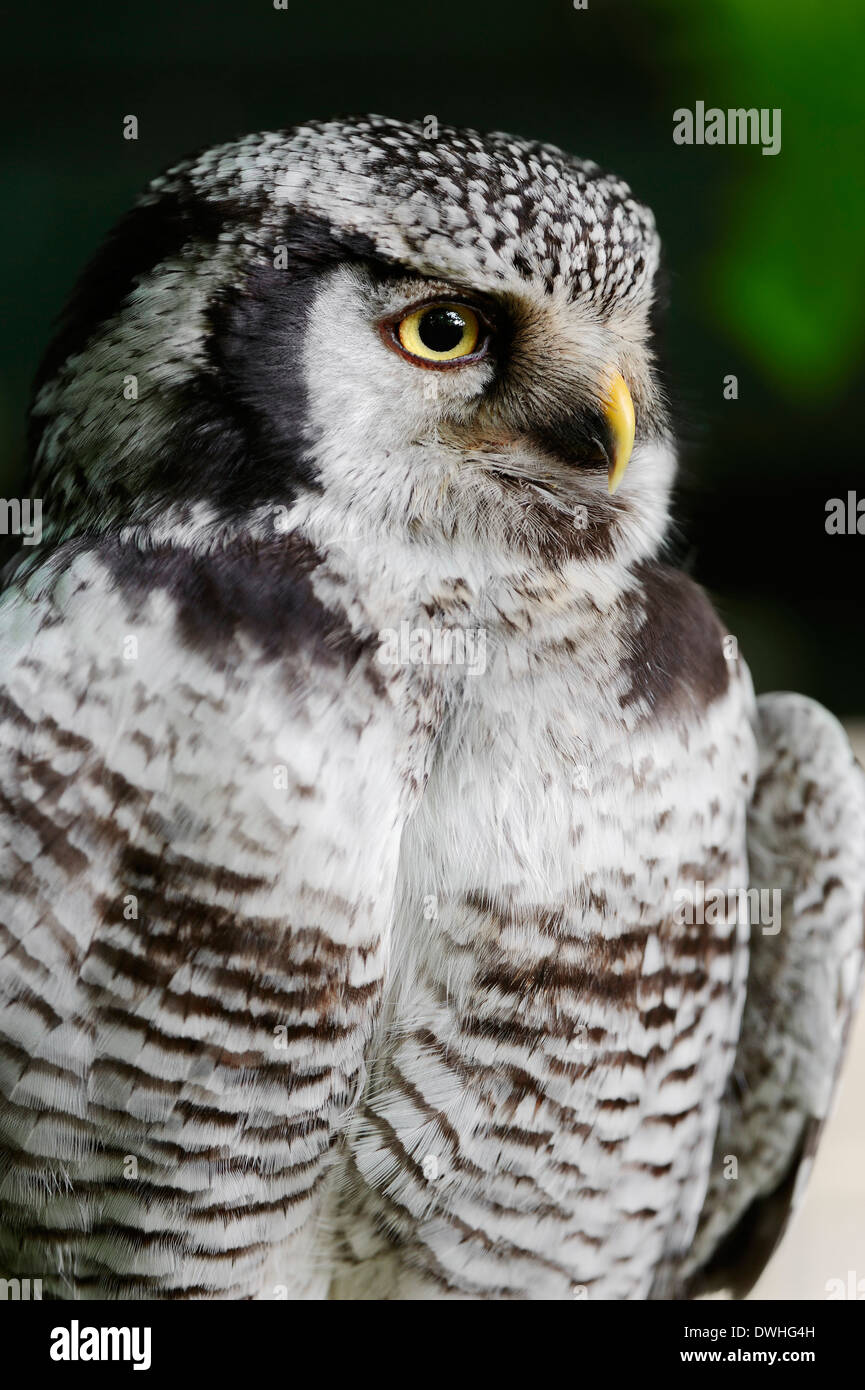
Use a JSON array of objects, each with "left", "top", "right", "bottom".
[
  {"left": 825, "top": 492, "right": 865, "bottom": 535},
  {"left": 50, "top": 1320, "right": 151, "bottom": 1370},
  {"left": 673, "top": 103, "right": 781, "bottom": 156},
  {"left": 674, "top": 881, "right": 781, "bottom": 935},
  {"left": 0, "top": 497, "right": 42, "bottom": 546},
  {"left": 378, "top": 621, "right": 487, "bottom": 676},
  {"left": 825, "top": 1271, "right": 865, "bottom": 1300},
  {"left": 0, "top": 1276, "right": 42, "bottom": 1299}
]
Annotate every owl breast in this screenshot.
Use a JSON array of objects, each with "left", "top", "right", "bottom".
[{"left": 333, "top": 630, "right": 757, "bottom": 1299}]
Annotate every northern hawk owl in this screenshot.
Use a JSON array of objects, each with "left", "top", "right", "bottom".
[{"left": 1, "top": 116, "right": 863, "bottom": 1300}]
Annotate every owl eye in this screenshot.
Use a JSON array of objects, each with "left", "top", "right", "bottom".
[{"left": 394, "top": 302, "right": 483, "bottom": 364}]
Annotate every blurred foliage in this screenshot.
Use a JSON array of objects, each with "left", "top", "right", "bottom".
[{"left": 654, "top": 0, "right": 865, "bottom": 397}]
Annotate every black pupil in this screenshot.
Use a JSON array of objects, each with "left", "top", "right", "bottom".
[{"left": 419, "top": 306, "right": 468, "bottom": 353}]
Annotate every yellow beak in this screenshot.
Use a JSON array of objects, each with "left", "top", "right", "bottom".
[{"left": 603, "top": 371, "right": 636, "bottom": 495}]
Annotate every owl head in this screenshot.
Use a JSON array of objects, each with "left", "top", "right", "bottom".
[{"left": 29, "top": 116, "right": 672, "bottom": 572}]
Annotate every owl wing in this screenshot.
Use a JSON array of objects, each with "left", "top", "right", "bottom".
[
  {"left": 678, "top": 693, "right": 865, "bottom": 1298},
  {"left": 0, "top": 536, "right": 419, "bottom": 1299}
]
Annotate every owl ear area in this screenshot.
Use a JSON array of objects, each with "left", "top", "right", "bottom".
[{"left": 602, "top": 371, "right": 636, "bottom": 495}]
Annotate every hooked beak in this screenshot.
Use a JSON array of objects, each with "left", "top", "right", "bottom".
[{"left": 602, "top": 371, "right": 636, "bottom": 495}]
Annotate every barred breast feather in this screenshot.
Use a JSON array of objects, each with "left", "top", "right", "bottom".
[{"left": 0, "top": 535, "right": 432, "bottom": 1299}]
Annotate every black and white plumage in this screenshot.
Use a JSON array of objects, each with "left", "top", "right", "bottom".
[{"left": 1, "top": 116, "right": 863, "bottom": 1300}]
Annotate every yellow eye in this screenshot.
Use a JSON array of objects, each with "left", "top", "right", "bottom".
[{"left": 396, "top": 302, "right": 482, "bottom": 362}]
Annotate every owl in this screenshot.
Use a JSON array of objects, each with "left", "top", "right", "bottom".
[{"left": 1, "top": 116, "right": 863, "bottom": 1302}]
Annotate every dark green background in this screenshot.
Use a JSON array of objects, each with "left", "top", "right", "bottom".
[{"left": 2, "top": 0, "right": 863, "bottom": 710}]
